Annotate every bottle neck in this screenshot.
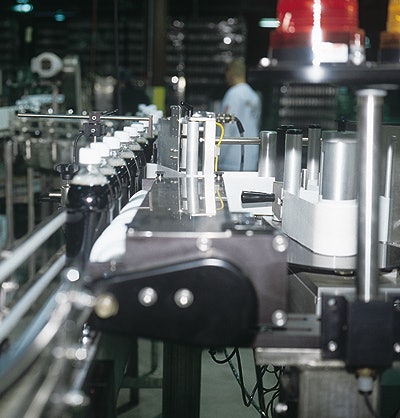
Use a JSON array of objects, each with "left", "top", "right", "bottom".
[{"left": 72, "top": 163, "right": 107, "bottom": 185}]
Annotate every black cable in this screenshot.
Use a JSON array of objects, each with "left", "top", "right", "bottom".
[
  {"left": 234, "top": 117, "right": 245, "bottom": 170},
  {"left": 223, "top": 348, "right": 267, "bottom": 417},
  {"left": 266, "top": 390, "right": 280, "bottom": 417},
  {"left": 208, "top": 348, "right": 282, "bottom": 418},
  {"left": 208, "top": 347, "right": 236, "bottom": 364},
  {"left": 362, "top": 392, "right": 381, "bottom": 418},
  {"left": 234, "top": 117, "right": 245, "bottom": 136},
  {"left": 73, "top": 131, "right": 85, "bottom": 164}
]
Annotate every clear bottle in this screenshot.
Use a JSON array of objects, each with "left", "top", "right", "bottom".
[
  {"left": 90, "top": 141, "right": 122, "bottom": 220},
  {"left": 130, "top": 122, "right": 153, "bottom": 163},
  {"left": 115, "top": 130, "right": 139, "bottom": 195},
  {"left": 65, "top": 147, "right": 110, "bottom": 269},
  {"left": 103, "top": 136, "right": 131, "bottom": 208}
]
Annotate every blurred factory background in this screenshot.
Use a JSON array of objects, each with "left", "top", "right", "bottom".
[{"left": 0, "top": 0, "right": 391, "bottom": 114}]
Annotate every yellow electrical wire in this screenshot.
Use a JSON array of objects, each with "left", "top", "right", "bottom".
[
  {"left": 214, "top": 122, "right": 225, "bottom": 172},
  {"left": 216, "top": 188, "right": 224, "bottom": 210}
]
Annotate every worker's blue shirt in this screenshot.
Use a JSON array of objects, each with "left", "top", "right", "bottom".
[{"left": 218, "top": 82, "right": 261, "bottom": 171}]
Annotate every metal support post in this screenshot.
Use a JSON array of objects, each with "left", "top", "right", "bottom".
[{"left": 356, "top": 89, "right": 386, "bottom": 302}]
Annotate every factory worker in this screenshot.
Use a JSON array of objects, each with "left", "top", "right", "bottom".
[{"left": 218, "top": 57, "right": 261, "bottom": 171}]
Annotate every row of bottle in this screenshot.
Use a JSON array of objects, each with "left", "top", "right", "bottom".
[{"left": 64, "top": 124, "right": 148, "bottom": 269}]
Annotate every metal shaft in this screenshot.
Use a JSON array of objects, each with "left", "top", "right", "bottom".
[
  {"left": 283, "top": 129, "right": 303, "bottom": 195},
  {"left": 17, "top": 113, "right": 153, "bottom": 137},
  {"left": 306, "top": 125, "right": 321, "bottom": 186},
  {"left": 356, "top": 89, "right": 386, "bottom": 302},
  {"left": 258, "top": 131, "right": 277, "bottom": 177},
  {"left": 186, "top": 120, "right": 199, "bottom": 176}
]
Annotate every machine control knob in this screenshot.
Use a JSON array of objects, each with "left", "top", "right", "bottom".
[{"left": 241, "top": 191, "right": 275, "bottom": 204}]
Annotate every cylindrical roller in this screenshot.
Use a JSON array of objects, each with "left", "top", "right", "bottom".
[
  {"left": 283, "top": 129, "right": 303, "bottom": 195},
  {"left": 258, "top": 131, "right": 277, "bottom": 177},
  {"left": 275, "top": 125, "right": 294, "bottom": 182},
  {"left": 320, "top": 131, "right": 358, "bottom": 200}
]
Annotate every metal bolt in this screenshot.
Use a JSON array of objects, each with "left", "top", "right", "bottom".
[
  {"left": 156, "top": 170, "right": 165, "bottom": 181},
  {"left": 2, "top": 281, "right": 19, "bottom": 291},
  {"left": 215, "top": 171, "right": 224, "bottom": 182},
  {"left": 63, "top": 390, "right": 89, "bottom": 407},
  {"left": 272, "top": 235, "right": 288, "bottom": 253},
  {"left": 174, "top": 289, "right": 194, "bottom": 308},
  {"left": 138, "top": 287, "right": 158, "bottom": 307},
  {"left": 275, "top": 403, "right": 288, "bottom": 414},
  {"left": 64, "top": 268, "right": 80, "bottom": 282},
  {"left": 94, "top": 293, "right": 119, "bottom": 318},
  {"left": 327, "top": 340, "right": 338, "bottom": 352},
  {"left": 271, "top": 310, "right": 287, "bottom": 327},
  {"left": 327, "top": 298, "right": 337, "bottom": 307},
  {"left": 394, "top": 299, "right": 400, "bottom": 312},
  {"left": 196, "top": 236, "right": 211, "bottom": 252},
  {"left": 394, "top": 343, "right": 400, "bottom": 353}
]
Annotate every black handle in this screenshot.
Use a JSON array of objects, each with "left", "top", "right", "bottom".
[{"left": 241, "top": 191, "right": 275, "bottom": 204}]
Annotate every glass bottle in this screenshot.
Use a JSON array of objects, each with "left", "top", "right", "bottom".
[
  {"left": 90, "top": 141, "right": 122, "bottom": 220},
  {"left": 103, "top": 136, "right": 131, "bottom": 208},
  {"left": 64, "top": 147, "right": 110, "bottom": 269}
]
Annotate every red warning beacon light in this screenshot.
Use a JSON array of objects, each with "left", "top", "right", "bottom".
[{"left": 268, "top": 0, "right": 365, "bottom": 65}]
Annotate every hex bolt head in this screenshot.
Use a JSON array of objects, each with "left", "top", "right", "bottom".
[
  {"left": 272, "top": 235, "right": 288, "bottom": 253},
  {"left": 138, "top": 287, "right": 158, "bottom": 307},
  {"left": 275, "top": 403, "right": 288, "bottom": 414},
  {"left": 64, "top": 268, "right": 80, "bottom": 282},
  {"left": 327, "top": 298, "right": 337, "bottom": 307},
  {"left": 271, "top": 310, "right": 287, "bottom": 327},
  {"left": 174, "top": 289, "right": 194, "bottom": 308},
  {"left": 328, "top": 340, "right": 338, "bottom": 352},
  {"left": 196, "top": 236, "right": 211, "bottom": 252}
]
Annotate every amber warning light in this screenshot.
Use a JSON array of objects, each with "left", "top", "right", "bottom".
[{"left": 379, "top": 0, "right": 400, "bottom": 62}]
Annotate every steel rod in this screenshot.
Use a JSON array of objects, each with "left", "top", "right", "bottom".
[
  {"left": 0, "top": 252, "right": 65, "bottom": 343},
  {"left": 4, "top": 139, "right": 14, "bottom": 247},
  {"left": 218, "top": 137, "right": 261, "bottom": 145},
  {"left": 356, "top": 89, "right": 386, "bottom": 302},
  {"left": 0, "top": 211, "right": 66, "bottom": 284},
  {"left": 258, "top": 131, "right": 277, "bottom": 177},
  {"left": 18, "top": 113, "right": 153, "bottom": 137},
  {"left": 17, "top": 113, "right": 151, "bottom": 122}
]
